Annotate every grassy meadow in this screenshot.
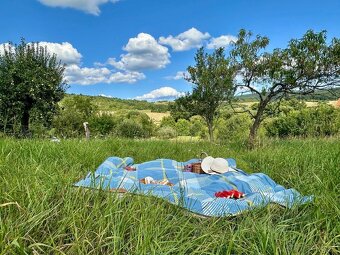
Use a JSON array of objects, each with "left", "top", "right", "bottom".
[{"left": 0, "top": 138, "right": 339, "bottom": 254}]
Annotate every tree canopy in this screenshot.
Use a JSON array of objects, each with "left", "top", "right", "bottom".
[
  {"left": 173, "top": 47, "right": 235, "bottom": 141},
  {"left": 231, "top": 29, "right": 340, "bottom": 147},
  {"left": 0, "top": 39, "right": 66, "bottom": 136}
]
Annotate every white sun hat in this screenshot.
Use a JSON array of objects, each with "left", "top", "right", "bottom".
[
  {"left": 210, "top": 158, "right": 229, "bottom": 173},
  {"left": 201, "top": 156, "right": 229, "bottom": 174},
  {"left": 201, "top": 156, "right": 215, "bottom": 174}
]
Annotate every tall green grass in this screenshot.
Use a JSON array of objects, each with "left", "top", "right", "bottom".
[{"left": 0, "top": 138, "right": 339, "bottom": 254}]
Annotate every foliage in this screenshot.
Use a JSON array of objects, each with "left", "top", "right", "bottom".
[
  {"left": 0, "top": 39, "right": 66, "bottom": 136},
  {"left": 53, "top": 95, "right": 97, "bottom": 138},
  {"left": 217, "top": 113, "right": 252, "bottom": 144},
  {"left": 174, "top": 47, "right": 235, "bottom": 141},
  {"left": 61, "top": 95, "right": 97, "bottom": 118},
  {"left": 159, "top": 116, "right": 176, "bottom": 128},
  {"left": 89, "top": 114, "right": 117, "bottom": 136},
  {"left": 169, "top": 97, "right": 194, "bottom": 121},
  {"left": 52, "top": 110, "right": 85, "bottom": 138},
  {"left": 230, "top": 29, "right": 340, "bottom": 147},
  {"left": 150, "top": 103, "right": 169, "bottom": 113},
  {"left": 116, "top": 119, "right": 147, "bottom": 138},
  {"left": 265, "top": 104, "right": 340, "bottom": 137},
  {"left": 250, "top": 98, "right": 307, "bottom": 118},
  {"left": 66, "top": 94, "right": 170, "bottom": 112},
  {"left": 124, "top": 110, "right": 155, "bottom": 137},
  {"left": 189, "top": 116, "right": 206, "bottom": 137},
  {"left": 156, "top": 126, "right": 177, "bottom": 139},
  {"left": 175, "top": 118, "right": 190, "bottom": 136}
]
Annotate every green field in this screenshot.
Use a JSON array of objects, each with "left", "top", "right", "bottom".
[{"left": 1, "top": 138, "right": 339, "bottom": 254}]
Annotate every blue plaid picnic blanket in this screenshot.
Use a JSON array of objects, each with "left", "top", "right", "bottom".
[{"left": 74, "top": 157, "right": 312, "bottom": 217}]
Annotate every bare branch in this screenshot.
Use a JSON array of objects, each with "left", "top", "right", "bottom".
[{"left": 229, "top": 101, "right": 256, "bottom": 119}]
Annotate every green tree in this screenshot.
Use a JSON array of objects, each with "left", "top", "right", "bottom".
[
  {"left": 159, "top": 116, "right": 176, "bottom": 128},
  {"left": 169, "top": 98, "right": 194, "bottom": 121},
  {"left": 189, "top": 116, "right": 205, "bottom": 137},
  {"left": 61, "top": 95, "right": 97, "bottom": 119},
  {"left": 175, "top": 118, "right": 190, "bottom": 136},
  {"left": 125, "top": 110, "right": 154, "bottom": 137},
  {"left": 231, "top": 29, "right": 340, "bottom": 147},
  {"left": 53, "top": 95, "right": 97, "bottom": 138},
  {"left": 175, "top": 47, "right": 235, "bottom": 141},
  {"left": 0, "top": 39, "right": 66, "bottom": 136}
]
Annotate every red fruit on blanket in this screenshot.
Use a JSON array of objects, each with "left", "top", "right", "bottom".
[{"left": 215, "top": 189, "right": 244, "bottom": 199}]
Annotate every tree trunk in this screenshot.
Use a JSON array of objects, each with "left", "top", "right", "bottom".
[
  {"left": 207, "top": 121, "right": 214, "bottom": 142},
  {"left": 248, "top": 115, "right": 261, "bottom": 148},
  {"left": 248, "top": 100, "right": 268, "bottom": 149},
  {"left": 21, "top": 97, "right": 33, "bottom": 137},
  {"left": 21, "top": 108, "right": 30, "bottom": 137}
]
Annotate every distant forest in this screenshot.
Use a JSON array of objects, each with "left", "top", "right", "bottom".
[
  {"left": 236, "top": 88, "right": 340, "bottom": 102},
  {"left": 68, "top": 87, "right": 340, "bottom": 113}
]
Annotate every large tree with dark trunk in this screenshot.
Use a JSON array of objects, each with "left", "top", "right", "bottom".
[
  {"left": 175, "top": 47, "right": 235, "bottom": 142},
  {"left": 0, "top": 39, "right": 66, "bottom": 136},
  {"left": 230, "top": 29, "right": 340, "bottom": 147}
]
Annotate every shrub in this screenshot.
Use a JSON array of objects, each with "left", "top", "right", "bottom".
[
  {"left": 160, "top": 116, "right": 176, "bottom": 128},
  {"left": 175, "top": 119, "right": 190, "bottom": 136},
  {"left": 52, "top": 95, "right": 98, "bottom": 138},
  {"left": 52, "top": 111, "right": 84, "bottom": 138},
  {"left": 117, "top": 119, "right": 147, "bottom": 138},
  {"left": 156, "top": 126, "right": 177, "bottom": 139},
  {"left": 125, "top": 111, "right": 155, "bottom": 137},
  {"left": 265, "top": 104, "right": 340, "bottom": 137},
  {"left": 216, "top": 113, "right": 252, "bottom": 144},
  {"left": 189, "top": 116, "right": 206, "bottom": 137},
  {"left": 90, "top": 114, "right": 117, "bottom": 136}
]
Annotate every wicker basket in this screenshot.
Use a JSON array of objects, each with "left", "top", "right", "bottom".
[
  {"left": 192, "top": 152, "right": 209, "bottom": 174},
  {"left": 192, "top": 163, "right": 204, "bottom": 174}
]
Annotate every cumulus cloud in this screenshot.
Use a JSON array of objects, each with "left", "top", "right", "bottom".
[
  {"left": 108, "top": 33, "right": 170, "bottom": 71},
  {"left": 1, "top": 40, "right": 145, "bottom": 85},
  {"left": 38, "top": 0, "right": 119, "bottom": 15},
  {"left": 159, "top": 28, "right": 210, "bottom": 51},
  {"left": 0, "top": 43, "right": 13, "bottom": 55},
  {"left": 165, "top": 71, "right": 188, "bottom": 80},
  {"left": 1, "top": 41, "right": 82, "bottom": 65},
  {"left": 207, "top": 35, "right": 237, "bottom": 49},
  {"left": 65, "top": 64, "right": 111, "bottom": 85},
  {"left": 65, "top": 64, "right": 145, "bottom": 85},
  {"left": 39, "top": 42, "right": 82, "bottom": 64},
  {"left": 135, "top": 86, "right": 185, "bottom": 101},
  {"left": 98, "top": 94, "right": 113, "bottom": 98},
  {"left": 108, "top": 71, "right": 145, "bottom": 83}
]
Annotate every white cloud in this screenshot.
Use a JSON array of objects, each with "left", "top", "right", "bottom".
[
  {"left": 165, "top": 71, "right": 188, "bottom": 80},
  {"left": 108, "top": 71, "right": 145, "bottom": 83},
  {"left": 159, "top": 28, "right": 210, "bottom": 51},
  {"left": 135, "top": 86, "right": 185, "bottom": 101},
  {"left": 39, "top": 42, "right": 82, "bottom": 64},
  {"left": 1, "top": 40, "right": 145, "bottom": 85},
  {"left": 1, "top": 41, "right": 82, "bottom": 65},
  {"left": 38, "top": 0, "right": 119, "bottom": 15},
  {"left": 99, "top": 94, "right": 113, "bottom": 98},
  {"left": 0, "top": 43, "right": 13, "bottom": 55},
  {"left": 207, "top": 35, "right": 237, "bottom": 49},
  {"left": 65, "top": 64, "right": 145, "bottom": 85},
  {"left": 108, "top": 33, "right": 170, "bottom": 71},
  {"left": 65, "top": 64, "right": 111, "bottom": 85}
]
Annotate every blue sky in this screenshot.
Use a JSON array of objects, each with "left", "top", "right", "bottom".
[{"left": 1, "top": 0, "right": 339, "bottom": 101}]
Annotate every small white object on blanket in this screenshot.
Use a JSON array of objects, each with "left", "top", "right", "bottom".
[{"left": 144, "top": 176, "right": 155, "bottom": 184}]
